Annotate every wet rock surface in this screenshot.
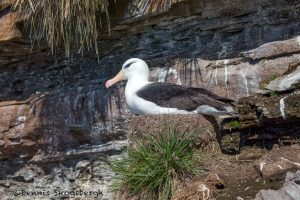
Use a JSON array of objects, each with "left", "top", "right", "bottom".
[
  {"left": 0, "top": 154, "right": 119, "bottom": 200},
  {"left": 0, "top": 91, "right": 128, "bottom": 158},
  {"left": 0, "top": 0, "right": 299, "bottom": 199}
]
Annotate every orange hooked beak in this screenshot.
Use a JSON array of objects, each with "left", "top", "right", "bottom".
[{"left": 105, "top": 69, "right": 125, "bottom": 88}]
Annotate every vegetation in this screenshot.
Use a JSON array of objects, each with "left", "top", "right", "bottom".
[
  {"left": 11, "top": 0, "right": 112, "bottom": 58},
  {"left": 0, "top": 0, "right": 183, "bottom": 58},
  {"left": 270, "top": 74, "right": 278, "bottom": 81},
  {"left": 259, "top": 74, "right": 279, "bottom": 90},
  {"left": 141, "top": 0, "right": 183, "bottom": 14},
  {"left": 110, "top": 127, "right": 202, "bottom": 200},
  {"left": 270, "top": 91, "right": 279, "bottom": 97},
  {"left": 228, "top": 120, "right": 240, "bottom": 129}
]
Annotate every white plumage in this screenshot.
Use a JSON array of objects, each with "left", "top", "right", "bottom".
[{"left": 106, "top": 58, "right": 237, "bottom": 116}]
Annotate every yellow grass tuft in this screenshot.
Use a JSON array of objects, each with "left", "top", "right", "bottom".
[{"left": 12, "top": 0, "right": 112, "bottom": 58}]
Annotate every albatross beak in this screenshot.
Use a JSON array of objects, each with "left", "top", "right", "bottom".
[{"left": 105, "top": 70, "right": 125, "bottom": 88}]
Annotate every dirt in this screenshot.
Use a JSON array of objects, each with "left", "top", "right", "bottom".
[
  {"left": 173, "top": 145, "right": 300, "bottom": 200},
  {"left": 129, "top": 115, "right": 300, "bottom": 200}
]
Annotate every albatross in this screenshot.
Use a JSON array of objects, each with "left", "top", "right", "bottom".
[{"left": 105, "top": 58, "right": 237, "bottom": 116}]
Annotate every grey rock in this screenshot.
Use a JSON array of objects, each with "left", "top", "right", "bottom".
[
  {"left": 0, "top": 0, "right": 300, "bottom": 199},
  {"left": 267, "top": 66, "right": 300, "bottom": 91},
  {"left": 255, "top": 171, "right": 300, "bottom": 200}
]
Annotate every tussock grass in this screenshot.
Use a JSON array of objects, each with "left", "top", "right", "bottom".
[
  {"left": 12, "top": 0, "right": 112, "bottom": 58},
  {"left": 0, "top": 0, "right": 11, "bottom": 10},
  {"left": 1, "top": 0, "right": 184, "bottom": 58},
  {"left": 141, "top": 0, "right": 183, "bottom": 15},
  {"left": 110, "top": 127, "right": 202, "bottom": 200}
]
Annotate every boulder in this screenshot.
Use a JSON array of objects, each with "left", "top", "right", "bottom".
[
  {"left": 255, "top": 171, "right": 300, "bottom": 200},
  {"left": 239, "top": 92, "right": 300, "bottom": 129},
  {"left": 254, "top": 146, "right": 300, "bottom": 178}
]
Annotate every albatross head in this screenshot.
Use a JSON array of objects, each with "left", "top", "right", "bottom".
[{"left": 105, "top": 58, "right": 149, "bottom": 88}]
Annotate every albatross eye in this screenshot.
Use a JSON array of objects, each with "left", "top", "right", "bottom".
[{"left": 124, "top": 61, "right": 137, "bottom": 69}]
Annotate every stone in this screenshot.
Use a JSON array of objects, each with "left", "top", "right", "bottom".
[
  {"left": 0, "top": 0, "right": 300, "bottom": 199},
  {"left": 238, "top": 91, "right": 300, "bottom": 129},
  {"left": 254, "top": 171, "right": 300, "bottom": 200},
  {"left": 254, "top": 147, "right": 300, "bottom": 178},
  {"left": 267, "top": 66, "right": 300, "bottom": 91},
  {"left": 172, "top": 181, "right": 212, "bottom": 200}
]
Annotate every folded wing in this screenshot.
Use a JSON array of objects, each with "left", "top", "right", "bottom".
[{"left": 136, "top": 83, "right": 235, "bottom": 111}]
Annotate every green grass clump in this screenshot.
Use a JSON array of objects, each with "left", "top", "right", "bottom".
[
  {"left": 270, "top": 91, "right": 279, "bottom": 97},
  {"left": 270, "top": 74, "right": 278, "bottom": 81},
  {"left": 110, "top": 128, "right": 202, "bottom": 200},
  {"left": 259, "top": 74, "right": 278, "bottom": 90},
  {"left": 228, "top": 120, "right": 240, "bottom": 129}
]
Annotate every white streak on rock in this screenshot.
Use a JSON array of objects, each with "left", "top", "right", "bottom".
[
  {"left": 18, "top": 116, "right": 26, "bottom": 122},
  {"left": 280, "top": 157, "right": 300, "bottom": 167},
  {"left": 278, "top": 69, "right": 300, "bottom": 90},
  {"left": 279, "top": 96, "right": 287, "bottom": 119},
  {"left": 18, "top": 124, "right": 24, "bottom": 130},
  {"left": 224, "top": 59, "right": 229, "bottom": 90},
  {"left": 240, "top": 70, "right": 249, "bottom": 96},
  {"left": 223, "top": 59, "right": 229, "bottom": 65},
  {"left": 215, "top": 67, "right": 218, "bottom": 85},
  {"left": 278, "top": 165, "right": 283, "bottom": 170},
  {"left": 297, "top": 36, "right": 300, "bottom": 47},
  {"left": 259, "top": 162, "right": 265, "bottom": 173},
  {"left": 158, "top": 68, "right": 181, "bottom": 85},
  {"left": 168, "top": 68, "right": 181, "bottom": 85},
  {"left": 158, "top": 68, "right": 168, "bottom": 82},
  {"left": 215, "top": 61, "right": 220, "bottom": 85},
  {"left": 224, "top": 66, "right": 228, "bottom": 85}
]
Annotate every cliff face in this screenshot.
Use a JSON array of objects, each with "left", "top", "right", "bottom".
[{"left": 0, "top": 0, "right": 300, "bottom": 199}]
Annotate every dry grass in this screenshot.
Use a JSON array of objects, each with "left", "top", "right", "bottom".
[
  {"left": 0, "top": 0, "right": 185, "bottom": 57},
  {"left": 142, "top": 0, "right": 183, "bottom": 14},
  {"left": 110, "top": 126, "right": 203, "bottom": 200},
  {"left": 8, "top": 0, "right": 112, "bottom": 58},
  {"left": 0, "top": 0, "right": 12, "bottom": 10}
]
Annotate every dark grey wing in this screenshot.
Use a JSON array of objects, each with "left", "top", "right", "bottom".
[
  {"left": 189, "top": 87, "right": 235, "bottom": 104},
  {"left": 136, "top": 83, "right": 235, "bottom": 111}
]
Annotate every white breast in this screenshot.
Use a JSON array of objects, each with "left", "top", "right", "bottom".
[{"left": 125, "top": 80, "right": 190, "bottom": 115}]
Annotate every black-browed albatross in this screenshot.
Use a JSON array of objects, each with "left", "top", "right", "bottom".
[{"left": 105, "top": 58, "right": 237, "bottom": 115}]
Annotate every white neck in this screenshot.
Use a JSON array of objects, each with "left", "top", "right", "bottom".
[{"left": 125, "top": 78, "right": 149, "bottom": 96}]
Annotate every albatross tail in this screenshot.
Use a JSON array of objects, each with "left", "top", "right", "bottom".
[{"left": 194, "top": 105, "right": 239, "bottom": 116}]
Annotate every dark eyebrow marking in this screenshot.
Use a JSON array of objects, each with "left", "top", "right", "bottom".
[{"left": 124, "top": 61, "right": 137, "bottom": 69}]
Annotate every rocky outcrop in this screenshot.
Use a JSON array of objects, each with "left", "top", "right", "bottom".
[
  {"left": 255, "top": 171, "right": 300, "bottom": 200},
  {"left": 254, "top": 146, "right": 300, "bottom": 178},
  {"left": 237, "top": 90, "right": 300, "bottom": 149},
  {"left": 239, "top": 91, "right": 300, "bottom": 128},
  {"left": 267, "top": 66, "right": 300, "bottom": 92},
  {"left": 0, "top": 155, "right": 119, "bottom": 200},
  {"left": 0, "top": 87, "right": 128, "bottom": 159},
  {"left": 0, "top": 0, "right": 300, "bottom": 199}
]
